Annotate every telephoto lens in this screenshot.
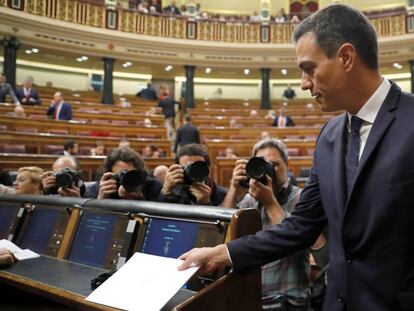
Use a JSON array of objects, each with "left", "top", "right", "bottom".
[{"left": 183, "top": 161, "right": 210, "bottom": 184}]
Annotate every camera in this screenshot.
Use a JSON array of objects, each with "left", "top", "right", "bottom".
[
  {"left": 182, "top": 161, "right": 209, "bottom": 185},
  {"left": 240, "top": 157, "right": 276, "bottom": 187},
  {"left": 113, "top": 169, "right": 146, "bottom": 193},
  {"left": 54, "top": 168, "right": 82, "bottom": 189}
]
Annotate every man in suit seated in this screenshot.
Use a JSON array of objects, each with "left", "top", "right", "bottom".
[
  {"left": 0, "top": 73, "right": 20, "bottom": 105},
  {"left": 272, "top": 107, "right": 295, "bottom": 128},
  {"left": 16, "top": 78, "right": 41, "bottom": 105},
  {"left": 221, "top": 138, "right": 327, "bottom": 310},
  {"left": 159, "top": 144, "right": 227, "bottom": 206},
  {"left": 41, "top": 156, "right": 85, "bottom": 197},
  {"left": 85, "top": 148, "right": 162, "bottom": 201},
  {"left": 46, "top": 92, "right": 72, "bottom": 120},
  {"left": 173, "top": 114, "right": 200, "bottom": 154}
]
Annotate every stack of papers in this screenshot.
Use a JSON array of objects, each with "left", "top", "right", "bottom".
[
  {"left": 0, "top": 239, "right": 40, "bottom": 260},
  {"left": 86, "top": 252, "right": 199, "bottom": 311}
]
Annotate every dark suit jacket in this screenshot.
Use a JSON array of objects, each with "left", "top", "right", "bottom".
[
  {"left": 158, "top": 97, "right": 177, "bottom": 119},
  {"left": 228, "top": 82, "right": 414, "bottom": 311},
  {"left": 272, "top": 115, "right": 295, "bottom": 127},
  {"left": 174, "top": 123, "right": 200, "bottom": 153},
  {"left": 137, "top": 87, "right": 158, "bottom": 100},
  {"left": 46, "top": 102, "right": 72, "bottom": 120},
  {"left": 16, "top": 88, "right": 41, "bottom": 105}
]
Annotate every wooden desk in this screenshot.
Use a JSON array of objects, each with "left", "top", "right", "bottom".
[
  {"left": 0, "top": 116, "right": 167, "bottom": 139},
  {"left": 0, "top": 255, "right": 193, "bottom": 310},
  {"left": 0, "top": 131, "right": 172, "bottom": 156}
]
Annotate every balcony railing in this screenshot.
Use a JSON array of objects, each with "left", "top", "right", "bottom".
[{"left": 1, "top": 0, "right": 411, "bottom": 43}]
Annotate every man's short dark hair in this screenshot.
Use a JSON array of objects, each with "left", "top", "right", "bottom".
[
  {"left": 176, "top": 144, "right": 211, "bottom": 167},
  {"left": 184, "top": 114, "right": 192, "bottom": 122},
  {"left": 293, "top": 4, "right": 378, "bottom": 70},
  {"left": 104, "top": 148, "right": 146, "bottom": 173},
  {"left": 64, "top": 140, "right": 77, "bottom": 151}
]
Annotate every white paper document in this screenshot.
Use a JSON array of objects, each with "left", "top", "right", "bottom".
[
  {"left": 0, "top": 239, "right": 40, "bottom": 260},
  {"left": 85, "top": 252, "right": 199, "bottom": 311}
]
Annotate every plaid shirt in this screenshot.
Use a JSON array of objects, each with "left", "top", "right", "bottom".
[{"left": 238, "top": 184, "right": 311, "bottom": 308}]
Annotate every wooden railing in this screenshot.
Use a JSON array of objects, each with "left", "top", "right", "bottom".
[{"left": 0, "top": 0, "right": 409, "bottom": 43}]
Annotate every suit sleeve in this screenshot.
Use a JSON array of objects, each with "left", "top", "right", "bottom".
[
  {"left": 227, "top": 134, "right": 327, "bottom": 271},
  {"left": 272, "top": 117, "right": 277, "bottom": 127},
  {"left": 173, "top": 129, "right": 181, "bottom": 153},
  {"left": 67, "top": 104, "right": 72, "bottom": 120},
  {"left": 46, "top": 105, "right": 54, "bottom": 117},
  {"left": 34, "top": 91, "right": 41, "bottom": 105}
]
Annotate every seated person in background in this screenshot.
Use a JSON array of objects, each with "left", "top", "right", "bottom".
[
  {"left": 260, "top": 131, "right": 272, "bottom": 140},
  {"left": 143, "top": 118, "right": 153, "bottom": 127},
  {"left": 160, "top": 144, "right": 227, "bottom": 206},
  {"left": 282, "top": 84, "right": 297, "bottom": 100},
  {"left": 272, "top": 107, "right": 295, "bottom": 128},
  {"left": 91, "top": 141, "right": 106, "bottom": 156},
  {"left": 153, "top": 165, "right": 168, "bottom": 183},
  {"left": 136, "top": 81, "right": 158, "bottom": 100},
  {"left": 57, "top": 140, "right": 79, "bottom": 156},
  {"left": 0, "top": 249, "right": 16, "bottom": 266},
  {"left": 229, "top": 118, "right": 241, "bottom": 128},
  {"left": 13, "top": 166, "right": 44, "bottom": 195},
  {"left": 118, "top": 138, "right": 130, "bottom": 149},
  {"left": 46, "top": 92, "right": 72, "bottom": 120},
  {"left": 41, "top": 156, "right": 85, "bottom": 197},
  {"left": 142, "top": 144, "right": 160, "bottom": 158},
  {"left": 224, "top": 146, "right": 238, "bottom": 159},
  {"left": 85, "top": 148, "right": 162, "bottom": 201},
  {"left": 212, "top": 87, "right": 223, "bottom": 100},
  {"left": 119, "top": 97, "right": 131, "bottom": 108},
  {"left": 16, "top": 78, "right": 41, "bottom": 105},
  {"left": 0, "top": 72, "right": 20, "bottom": 105},
  {"left": 249, "top": 110, "right": 258, "bottom": 118},
  {"left": 221, "top": 138, "right": 326, "bottom": 310}
]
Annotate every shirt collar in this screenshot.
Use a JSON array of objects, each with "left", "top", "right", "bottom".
[{"left": 347, "top": 77, "right": 391, "bottom": 124}]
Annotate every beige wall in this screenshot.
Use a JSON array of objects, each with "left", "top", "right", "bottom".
[{"left": 192, "top": 0, "right": 405, "bottom": 14}]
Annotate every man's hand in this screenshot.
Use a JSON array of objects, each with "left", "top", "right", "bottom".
[
  {"left": 189, "top": 182, "right": 212, "bottom": 205},
  {"left": 0, "top": 248, "right": 16, "bottom": 267},
  {"left": 41, "top": 171, "right": 56, "bottom": 194},
  {"left": 21, "top": 98, "right": 27, "bottom": 103},
  {"left": 178, "top": 244, "right": 232, "bottom": 275},
  {"left": 162, "top": 164, "right": 184, "bottom": 195},
  {"left": 58, "top": 184, "right": 81, "bottom": 197},
  {"left": 118, "top": 185, "right": 143, "bottom": 200},
  {"left": 230, "top": 159, "right": 249, "bottom": 189},
  {"left": 98, "top": 172, "right": 118, "bottom": 199}
]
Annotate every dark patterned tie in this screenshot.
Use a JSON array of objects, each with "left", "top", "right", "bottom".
[{"left": 346, "top": 116, "right": 364, "bottom": 196}]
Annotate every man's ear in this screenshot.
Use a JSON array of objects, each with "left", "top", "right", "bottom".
[{"left": 337, "top": 43, "right": 355, "bottom": 72}]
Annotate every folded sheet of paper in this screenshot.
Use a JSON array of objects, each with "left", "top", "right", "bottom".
[
  {"left": 86, "top": 252, "right": 199, "bottom": 311},
  {"left": 0, "top": 239, "right": 40, "bottom": 260}
]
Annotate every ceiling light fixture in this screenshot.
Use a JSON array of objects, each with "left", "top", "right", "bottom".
[
  {"left": 244, "top": 69, "right": 250, "bottom": 75},
  {"left": 281, "top": 69, "right": 288, "bottom": 75},
  {"left": 205, "top": 67, "right": 212, "bottom": 74},
  {"left": 165, "top": 65, "right": 173, "bottom": 72}
]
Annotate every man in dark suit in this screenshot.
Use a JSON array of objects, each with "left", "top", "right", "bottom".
[
  {"left": 272, "top": 107, "right": 295, "bottom": 127},
  {"left": 178, "top": 5, "right": 414, "bottom": 311},
  {"left": 282, "top": 84, "right": 297, "bottom": 100},
  {"left": 173, "top": 114, "right": 200, "bottom": 154},
  {"left": 158, "top": 89, "right": 179, "bottom": 140},
  {"left": 136, "top": 82, "right": 158, "bottom": 100},
  {"left": 16, "top": 78, "right": 41, "bottom": 105},
  {"left": 46, "top": 92, "right": 72, "bottom": 120}
]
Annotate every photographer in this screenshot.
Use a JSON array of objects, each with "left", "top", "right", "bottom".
[
  {"left": 85, "top": 148, "right": 161, "bottom": 201},
  {"left": 41, "top": 156, "right": 85, "bottom": 197},
  {"left": 160, "top": 144, "right": 227, "bottom": 206},
  {"left": 221, "top": 138, "right": 327, "bottom": 311}
]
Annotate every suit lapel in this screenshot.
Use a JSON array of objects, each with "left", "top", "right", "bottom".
[
  {"left": 344, "top": 82, "right": 399, "bottom": 213},
  {"left": 333, "top": 113, "right": 348, "bottom": 216}
]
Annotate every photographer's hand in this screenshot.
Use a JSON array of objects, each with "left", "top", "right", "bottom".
[
  {"left": 97, "top": 172, "right": 118, "bottom": 199},
  {"left": 230, "top": 159, "right": 249, "bottom": 189},
  {"left": 118, "top": 186, "right": 143, "bottom": 200},
  {"left": 189, "top": 182, "right": 212, "bottom": 205},
  {"left": 40, "top": 171, "right": 56, "bottom": 194},
  {"left": 58, "top": 184, "right": 81, "bottom": 197},
  {"left": 162, "top": 164, "right": 184, "bottom": 195},
  {"left": 249, "top": 176, "right": 285, "bottom": 224}
]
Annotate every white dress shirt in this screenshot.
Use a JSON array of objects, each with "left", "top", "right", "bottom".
[{"left": 348, "top": 78, "right": 391, "bottom": 159}]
